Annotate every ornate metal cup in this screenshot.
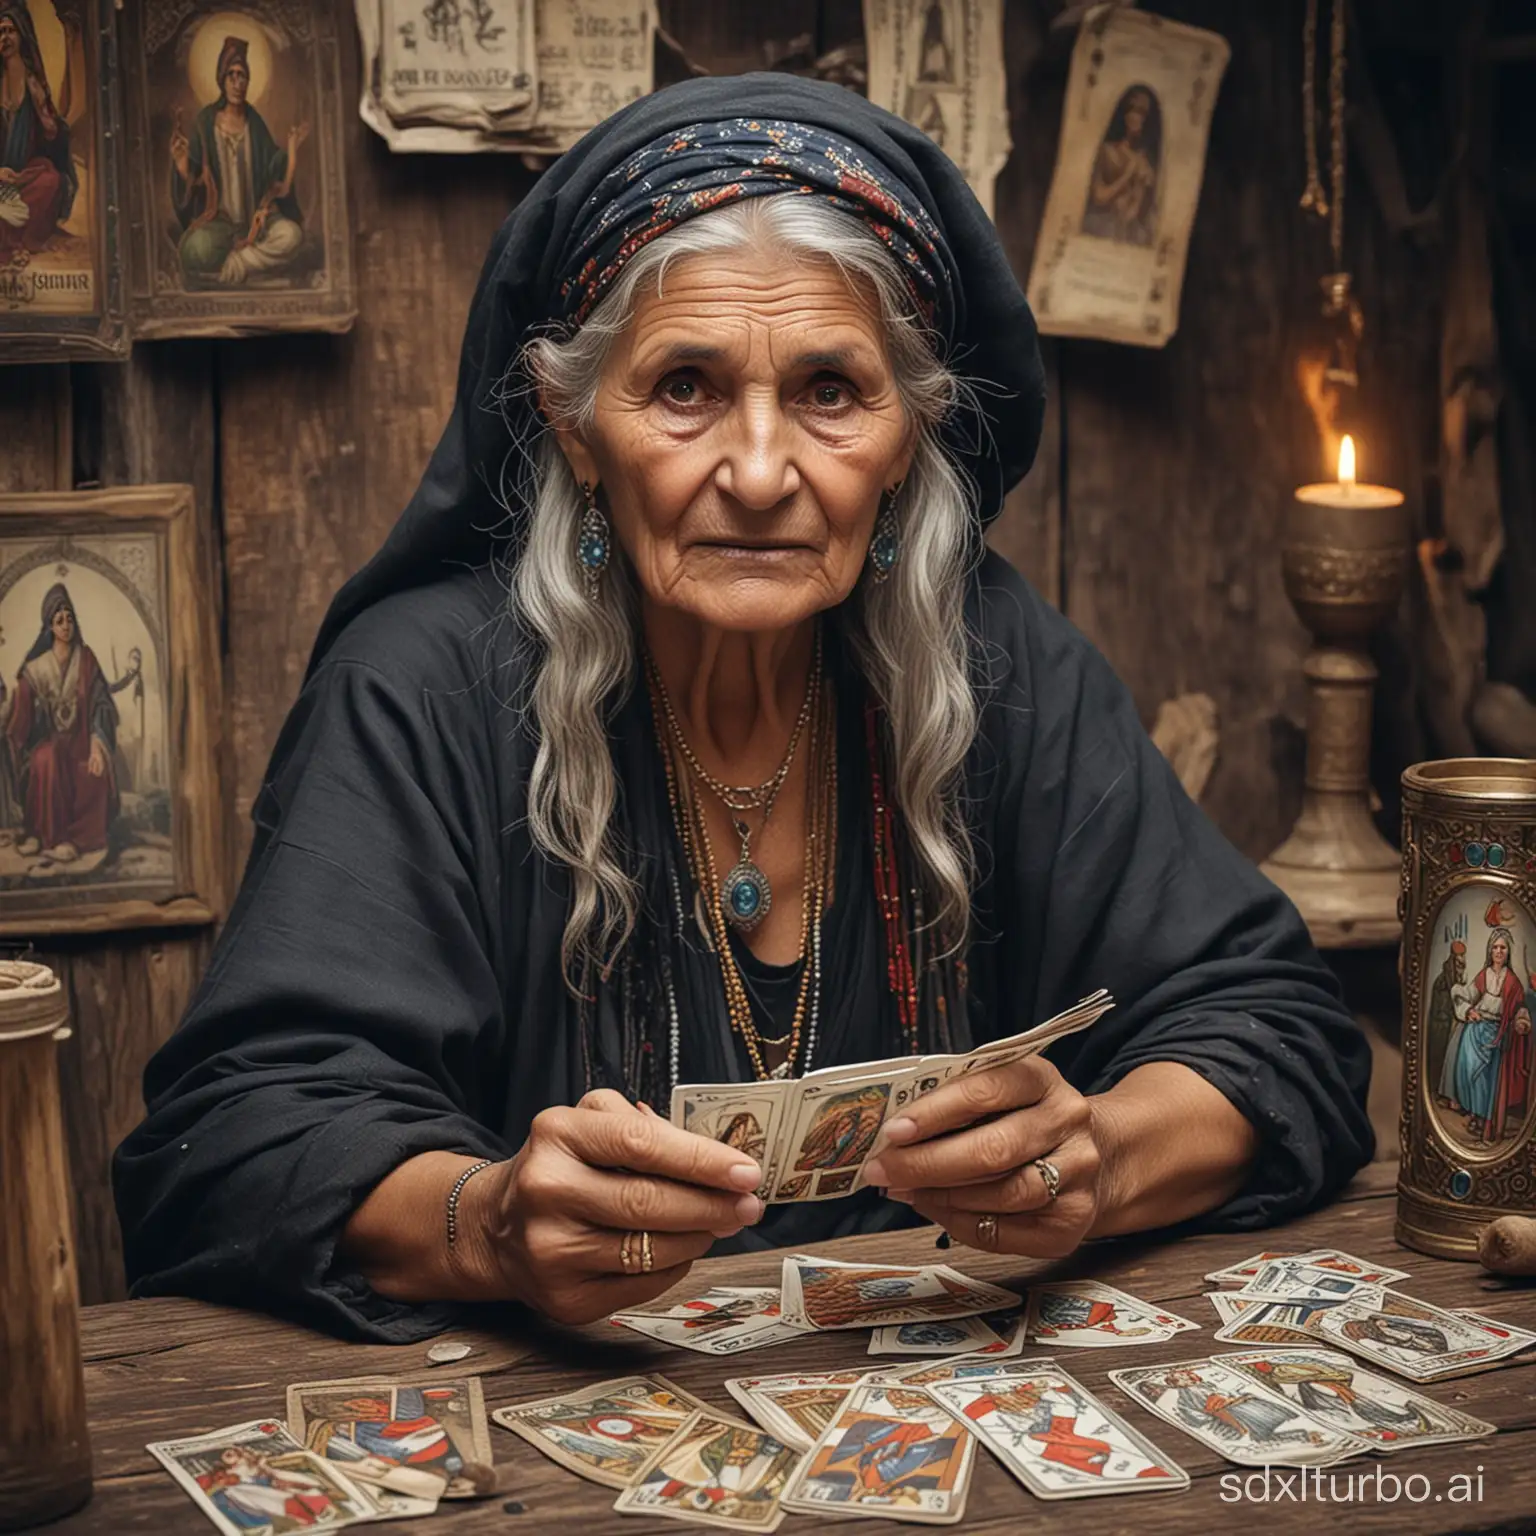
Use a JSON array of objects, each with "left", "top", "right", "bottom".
[{"left": 1398, "top": 760, "right": 1536, "bottom": 1258}]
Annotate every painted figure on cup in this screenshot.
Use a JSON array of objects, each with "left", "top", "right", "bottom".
[
  {"left": 171, "top": 34, "right": 309, "bottom": 287},
  {"left": 1446, "top": 916, "right": 1532, "bottom": 1146},
  {"left": 0, "top": 2, "right": 75, "bottom": 263}
]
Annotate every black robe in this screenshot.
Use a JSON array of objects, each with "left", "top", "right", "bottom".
[
  {"left": 113, "top": 550, "right": 1373, "bottom": 1341},
  {"left": 113, "top": 73, "right": 1372, "bottom": 1341}
]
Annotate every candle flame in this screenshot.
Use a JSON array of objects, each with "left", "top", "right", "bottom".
[{"left": 1338, "top": 433, "right": 1357, "bottom": 489}]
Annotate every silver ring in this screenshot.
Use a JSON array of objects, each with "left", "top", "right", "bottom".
[
  {"left": 975, "top": 1214, "right": 1000, "bottom": 1250},
  {"left": 1033, "top": 1157, "right": 1062, "bottom": 1202}
]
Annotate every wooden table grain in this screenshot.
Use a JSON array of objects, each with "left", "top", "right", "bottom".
[{"left": 49, "top": 1165, "right": 1536, "bottom": 1534}]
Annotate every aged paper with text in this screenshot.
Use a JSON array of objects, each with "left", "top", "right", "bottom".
[{"left": 358, "top": 0, "right": 652, "bottom": 154}]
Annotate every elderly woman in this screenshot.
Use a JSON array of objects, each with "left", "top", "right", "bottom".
[{"left": 115, "top": 76, "right": 1372, "bottom": 1341}]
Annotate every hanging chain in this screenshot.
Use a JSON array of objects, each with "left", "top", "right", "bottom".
[
  {"left": 1300, "top": 0, "right": 1327, "bottom": 214},
  {"left": 1327, "top": 0, "right": 1347, "bottom": 267}
]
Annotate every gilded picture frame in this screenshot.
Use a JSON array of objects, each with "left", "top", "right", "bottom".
[
  {"left": 0, "top": 0, "right": 128, "bottom": 363},
  {"left": 120, "top": 0, "right": 355, "bottom": 338},
  {"left": 0, "top": 486, "right": 221, "bottom": 934}
]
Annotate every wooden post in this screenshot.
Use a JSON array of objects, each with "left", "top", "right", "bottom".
[{"left": 0, "top": 962, "right": 92, "bottom": 1529}]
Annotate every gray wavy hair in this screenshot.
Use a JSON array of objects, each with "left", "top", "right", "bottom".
[{"left": 514, "top": 196, "right": 979, "bottom": 981}]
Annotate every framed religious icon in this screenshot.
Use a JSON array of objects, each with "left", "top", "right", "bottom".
[
  {"left": 120, "top": 0, "right": 354, "bottom": 338},
  {"left": 0, "top": 486, "right": 221, "bottom": 934},
  {"left": 0, "top": 0, "right": 128, "bottom": 363}
]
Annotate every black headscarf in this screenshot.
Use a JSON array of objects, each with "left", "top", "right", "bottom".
[{"left": 307, "top": 73, "right": 1045, "bottom": 670}]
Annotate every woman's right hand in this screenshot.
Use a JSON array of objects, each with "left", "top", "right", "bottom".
[{"left": 457, "top": 1090, "right": 763, "bottom": 1325}]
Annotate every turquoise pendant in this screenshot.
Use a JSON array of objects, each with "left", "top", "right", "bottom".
[{"left": 722, "top": 860, "right": 772, "bottom": 931}]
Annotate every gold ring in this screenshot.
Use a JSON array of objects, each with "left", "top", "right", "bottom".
[
  {"left": 640, "top": 1231, "right": 654, "bottom": 1274},
  {"left": 975, "top": 1214, "right": 1000, "bottom": 1250},
  {"left": 1033, "top": 1157, "right": 1062, "bottom": 1202},
  {"left": 620, "top": 1231, "right": 638, "bottom": 1275}
]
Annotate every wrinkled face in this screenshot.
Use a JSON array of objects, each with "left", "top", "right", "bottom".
[
  {"left": 223, "top": 62, "right": 250, "bottom": 104},
  {"left": 51, "top": 606, "right": 74, "bottom": 644},
  {"left": 0, "top": 18, "right": 19, "bottom": 58},
  {"left": 555, "top": 251, "right": 914, "bottom": 635}
]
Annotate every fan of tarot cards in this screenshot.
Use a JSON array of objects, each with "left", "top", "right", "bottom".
[{"left": 670, "top": 989, "right": 1116, "bottom": 1202}]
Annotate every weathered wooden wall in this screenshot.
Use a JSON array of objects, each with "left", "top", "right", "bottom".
[{"left": 0, "top": 0, "right": 1443, "bottom": 1302}]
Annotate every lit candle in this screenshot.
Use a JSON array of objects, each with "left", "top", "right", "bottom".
[{"left": 1295, "top": 433, "right": 1404, "bottom": 510}]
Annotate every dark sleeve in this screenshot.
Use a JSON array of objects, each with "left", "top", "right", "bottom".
[
  {"left": 113, "top": 618, "right": 512, "bottom": 1342},
  {"left": 968, "top": 553, "right": 1374, "bottom": 1229}
]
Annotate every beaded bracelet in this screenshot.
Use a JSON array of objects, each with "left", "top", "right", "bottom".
[{"left": 445, "top": 1159, "right": 495, "bottom": 1248}]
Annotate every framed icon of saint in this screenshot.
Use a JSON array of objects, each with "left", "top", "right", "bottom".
[
  {"left": 0, "top": 0, "right": 128, "bottom": 362},
  {"left": 120, "top": 0, "right": 354, "bottom": 338},
  {"left": 0, "top": 485, "right": 221, "bottom": 933}
]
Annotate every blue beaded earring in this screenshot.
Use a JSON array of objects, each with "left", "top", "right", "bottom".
[
  {"left": 868, "top": 481, "right": 903, "bottom": 583},
  {"left": 577, "top": 480, "right": 610, "bottom": 598}
]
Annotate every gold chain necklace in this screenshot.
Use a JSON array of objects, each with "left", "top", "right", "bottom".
[
  {"left": 646, "top": 630, "right": 822, "bottom": 931},
  {"left": 652, "top": 671, "right": 836, "bottom": 1081}
]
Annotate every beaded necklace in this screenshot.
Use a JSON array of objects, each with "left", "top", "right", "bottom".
[{"left": 650, "top": 662, "right": 836, "bottom": 1081}]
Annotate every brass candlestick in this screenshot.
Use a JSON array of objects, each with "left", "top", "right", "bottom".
[{"left": 1261, "top": 442, "right": 1409, "bottom": 946}]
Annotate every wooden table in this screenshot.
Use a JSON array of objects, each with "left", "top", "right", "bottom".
[{"left": 49, "top": 1165, "right": 1536, "bottom": 1535}]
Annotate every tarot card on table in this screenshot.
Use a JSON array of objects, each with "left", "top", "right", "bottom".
[
  {"left": 780, "top": 1255, "right": 1019, "bottom": 1331},
  {"left": 928, "top": 1363, "right": 1189, "bottom": 1500},
  {"left": 868, "top": 1313, "right": 1015, "bottom": 1357},
  {"left": 884, "top": 1355, "right": 1066, "bottom": 1389},
  {"left": 148, "top": 1418, "right": 381, "bottom": 1535},
  {"left": 1315, "top": 1289, "right": 1532, "bottom": 1380},
  {"left": 1212, "top": 1298, "right": 1343, "bottom": 1347},
  {"left": 285, "top": 1374, "right": 490, "bottom": 1500},
  {"left": 1109, "top": 1357, "right": 1372, "bottom": 1466},
  {"left": 1233, "top": 1258, "right": 1385, "bottom": 1305},
  {"left": 1215, "top": 1349, "right": 1495, "bottom": 1452},
  {"left": 780, "top": 1378, "right": 975, "bottom": 1524},
  {"left": 610, "top": 1287, "right": 805, "bottom": 1356},
  {"left": 611, "top": 1410, "right": 800, "bottom": 1531},
  {"left": 723, "top": 1369, "right": 870, "bottom": 1452},
  {"left": 1206, "top": 1248, "right": 1408, "bottom": 1288},
  {"left": 492, "top": 1374, "right": 720, "bottom": 1488},
  {"left": 1025, "top": 1281, "right": 1198, "bottom": 1346}
]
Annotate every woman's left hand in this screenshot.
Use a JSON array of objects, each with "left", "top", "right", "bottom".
[{"left": 861, "top": 1054, "right": 1104, "bottom": 1258}]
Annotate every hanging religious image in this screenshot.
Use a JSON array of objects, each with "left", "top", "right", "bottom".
[
  {"left": 0, "top": 487, "right": 220, "bottom": 934},
  {"left": 1423, "top": 886, "right": 1535, "bottom": 1156},
  {"left": 864, "top": 0, "right": 1009, "bottom": 218},
  {"left": 0, "top": 0, "right": 126, "bottom": 362},
  {"left": 121, "top": 0, "right": 354, "bottom": 338},
  {"left": 1080, "top": 83, "right": 1161, "bottom": 247},
  {"left": 1027, "top": 5, "right": 1229, "bottom": 347}
]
